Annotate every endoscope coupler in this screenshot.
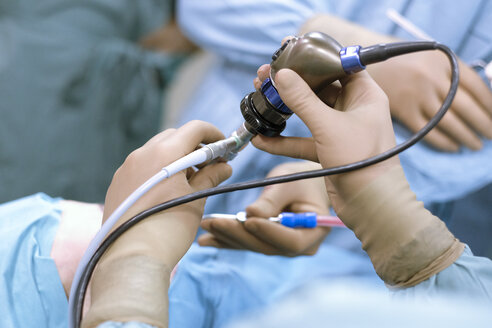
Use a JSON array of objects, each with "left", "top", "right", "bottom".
[{"left": 239, "top": 31, "right": 442, "bottom": 137}]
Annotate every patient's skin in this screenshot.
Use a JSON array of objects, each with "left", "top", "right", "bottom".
[{"left": 50, "top": 201, "right": 103, "bottom": 305}]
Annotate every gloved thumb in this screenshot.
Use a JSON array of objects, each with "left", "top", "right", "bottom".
[
  {"left": 189, "top": 162, "right": 232, "bottom": 190},
  {"left": 275, "top": 69, "right": 332, "bottom": 128},
  {"left": 246, "top": 185, "right": 289, "bottom": 219}
]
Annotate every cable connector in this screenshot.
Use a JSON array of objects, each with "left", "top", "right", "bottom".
[
  {"left": 201, "top": 138, "right": 238, "bottom": 161},
  {"left": 205, "top": 123, "right": 254, "bottom": 162}
]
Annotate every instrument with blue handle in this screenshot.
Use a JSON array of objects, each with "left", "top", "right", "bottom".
[{"left": 202, "top": 211, "right": 345, "bottom": 228}]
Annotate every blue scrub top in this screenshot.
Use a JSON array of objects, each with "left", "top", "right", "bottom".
[
  {"left": 0, "top": 0, "right": 179, "bottom": 203},
  {"left": 167, "top": 1, "right": 492, "bottom": 327},
  {"left": 177, "top": 0, "right": 492, "bottom": 213}
]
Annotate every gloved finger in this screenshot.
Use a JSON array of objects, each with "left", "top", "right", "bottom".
[
  {"left": 458, "top": 61, "right": 492, "bottom": 115},
  {"left": 199, "top": 229, "right": 322, "bottom": 256},
  {"left": 253, "top": 35, "right": 293, "bottom": 88},
  {"left": 317, "top": 82, "right": 342, "bottom": 107},
  {"left": 425, "top": 128, "right": 461, "bottom": 152},
  {"left": 302, "top": 242, "right": 325, "bottom": 256},
  {"left": 274, "top": 68, "right": 334, "bottom": 129},
  {"left": 188, "top": 162, "right": 232, "bottom": 190},
  {"left": 403, "top": 111, "right": 459, "bottom": 152},
  {"left": 243, "top": 218, "right": 329, "bottom": 255},
  {"left": 253, "top": 77, "right": 262, "bottom": 90},
  {"left": 255, "top": 64, "right": 273, "bottom": 89},
  {"left": 337, "top": 70, "right": 389, "bottom": 111},
  {"left": 199, "top": 219, "right": 245, "bottom": 249},
  {"left": 205, "top": 228, "right": 284, "bottom": 255},
  {"left": 450, "top": 89, "right": 492, "bottom": 139},
  {"left": 197, "top": 233, "right": 241, "bottom": 250},
  {"left": 246, "top": 182, "right": 293, "bottom": 219},
  {"left": 172, "top": 120, "right": 226, "bottom": 154},
  {"left": 201, "top": 218, "right": 282, "bottom": 255},
  {"left": 424, "top": 104, "right": 483, "bottom": 150},
  {"left": 199, "top": 229, "right": 246, "bottom": 250},
  {"left": 257, "top": 64, "right": 270, "bottom": 83},
  {"left": 246, "top": 167, "right": 327, "bottom": 219},
  {"left": 142, "top": 128, "right": 177, "bottom": 147},
  {"left": 251, "top": 135, "right": 318, "bottom": 162}
]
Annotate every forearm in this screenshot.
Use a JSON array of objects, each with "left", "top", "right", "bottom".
[
  {"left": 339, "top": 164, "right": 492, "bottom": 297},
  {"left": 82, "top": 211, "right": 197, "bottom": 328},
  {"left": 84, "top": 255, "right": 171, "bottom": 328},
  {"left": 338, "top": 165, "right": 465, "bottom": 287}
]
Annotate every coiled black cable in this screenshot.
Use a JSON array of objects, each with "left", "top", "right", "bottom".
[{"left": 72, "top": 42, "right": 459, "bottom": 327}]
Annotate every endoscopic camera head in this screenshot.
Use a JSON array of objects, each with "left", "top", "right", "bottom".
[
  {"left": 240, "top": 31, "right": 358, "bottom": 137},
  {"left": 239, "top": 31, "right": 448, "bottom": 138}
]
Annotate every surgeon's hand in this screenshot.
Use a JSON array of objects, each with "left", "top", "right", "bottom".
[
  {"left": 300, "top": 14, "right": 492, "bottom": 152},
  {"left": 252, "top": 66, "right": 399, "bottom": 212},
  {"left": 83, "top": 121, "right": 232, "bottom": 328},
  {"left": 198, "top": 161, "right": 331, "bottom": 256},
  {"left": 368, "top": 51, "right": 492, "bottom": 151},
  {"left": 102, "top": 120, "right": 232, "bottom": 267}
]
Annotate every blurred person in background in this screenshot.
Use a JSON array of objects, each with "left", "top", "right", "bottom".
[
  {"left": 0, "top": 0, "right": 195, "bottom": 203},
  {"left": 0, "top": 1, "right": 490, "bottom": 327}
]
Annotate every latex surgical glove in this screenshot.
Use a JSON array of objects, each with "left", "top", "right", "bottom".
[
  {"left": 368, "top": 52, "right": 492, "bottom": 151},
  {"left": 83, "top": 121, "right": 232, "bottom": 328},
  {"left": 253, "top": 65, "right": 399, "bottom": 212},
  {"left": 198, "top": 161, "right": 331, "bottom": 256},
  {"left": 301, "top": 14, "right": 492, "bottom": 152},
  {"left": 252, "top": 62, "right": 464, "bottom": 288}
]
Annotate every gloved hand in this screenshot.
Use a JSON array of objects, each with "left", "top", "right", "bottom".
[
  {"left": 199, "top": 161, "right": 331, "bottom": 256},
  {"left": 301, "top": 14, "right": 492, "bottom": 152},
  {"left": 253, "top": 65, "right": 399, "bottom": 212},
  {"left": 83, "top": 121, "right": 232, "bottom": 328},
  {"left": 252, "top": 60, "right": 463, "bottom": 288},
  {"left": 368, "top": 51, "right": 492, "bottom": 151}
]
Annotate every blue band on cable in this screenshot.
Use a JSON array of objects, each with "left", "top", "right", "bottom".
[
  {"left": 340, "top": 46, "right": 366, "bottom": 74},
  {"left": 261, "top": 78, "right": 293, "bottom": 114}
]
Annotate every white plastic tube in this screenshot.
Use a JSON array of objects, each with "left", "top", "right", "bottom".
[
  {"left": 69, "top": 124, "right": 254, "bottom": 326},
  {"left": 68, "top": 148, "right": 209, "bottom": 327}
]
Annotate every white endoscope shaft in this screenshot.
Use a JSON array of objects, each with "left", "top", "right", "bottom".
[{"left": 68, "top": 124, "right": 254, "bottom": 327}]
